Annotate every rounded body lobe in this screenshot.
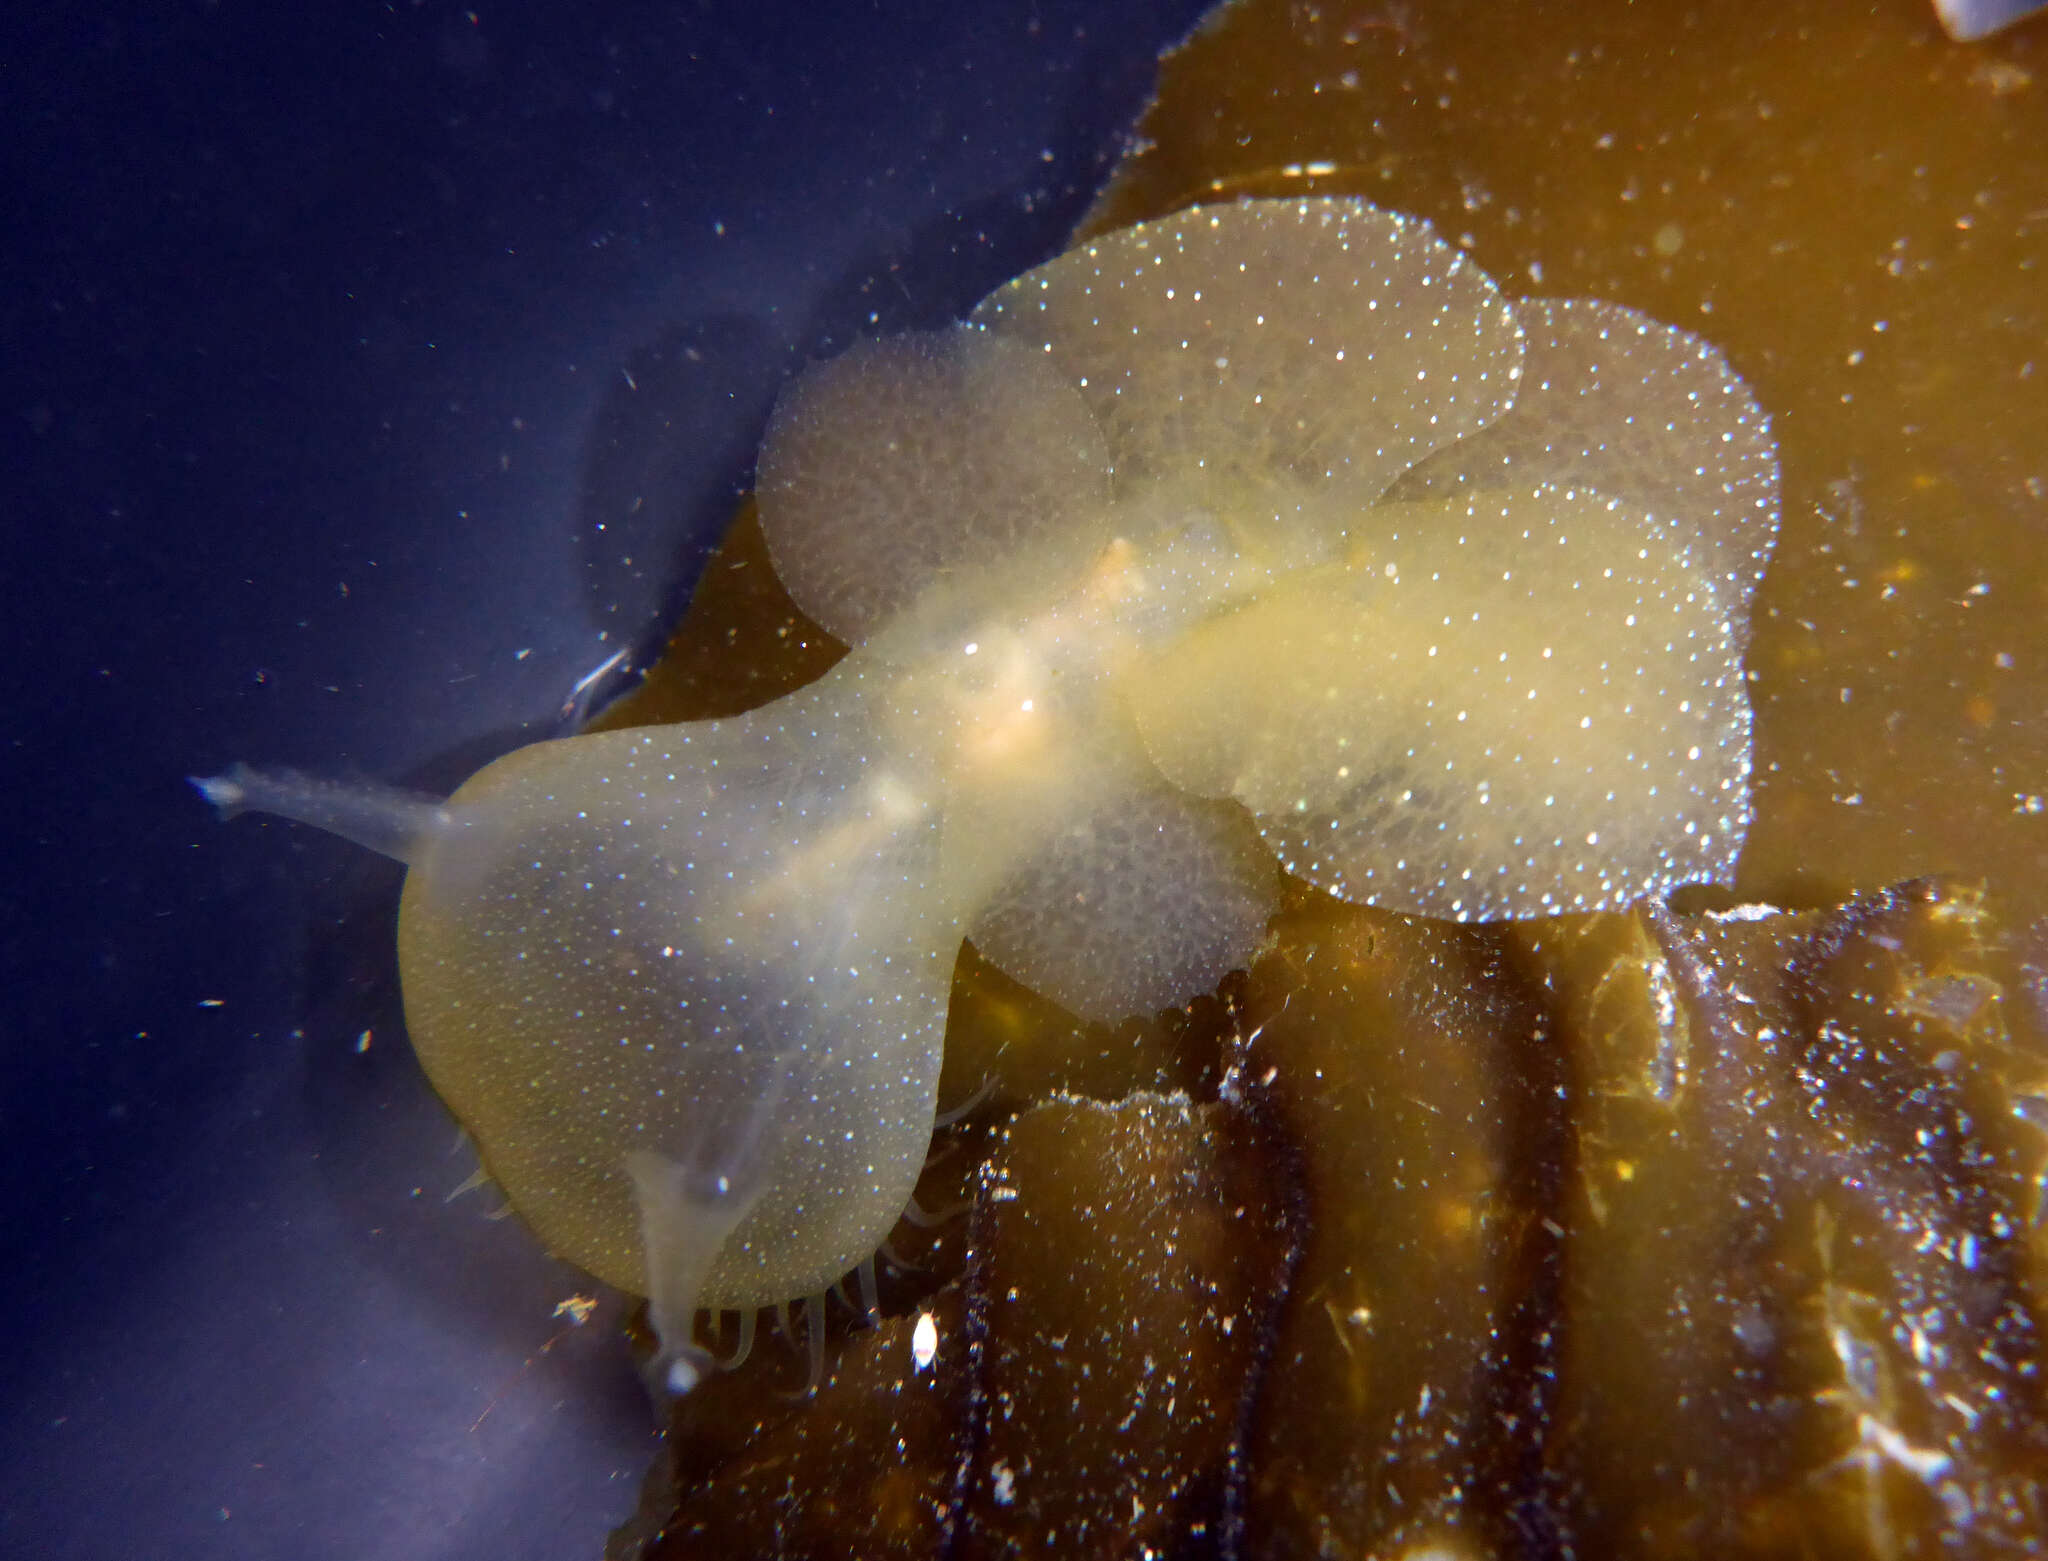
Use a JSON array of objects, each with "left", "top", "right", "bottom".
[{"left": 398, "top": 664, "right": 959, "bottom": 1314}]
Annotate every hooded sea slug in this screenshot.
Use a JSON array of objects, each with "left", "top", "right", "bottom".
[{"left": 197, "top": 195, "right": 1779, "bottom": 1396}]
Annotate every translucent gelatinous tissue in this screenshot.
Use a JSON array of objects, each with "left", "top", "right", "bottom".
[{"left": 196, "top": 196, "right": 1779, "bottom": 1393}]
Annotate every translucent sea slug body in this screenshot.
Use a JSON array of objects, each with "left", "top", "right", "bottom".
[{"left": 198, "top": 196, "right": 1779, "bottom": 1393}]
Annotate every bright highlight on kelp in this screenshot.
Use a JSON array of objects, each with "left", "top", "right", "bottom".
[{"left": 194, "top": 195, "right": 1779, "bottom": 1397}]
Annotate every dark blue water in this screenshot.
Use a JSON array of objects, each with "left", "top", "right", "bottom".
[{"left": 0, "top": 3, "right": 1209, "bottom": 1555}]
